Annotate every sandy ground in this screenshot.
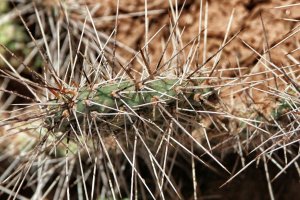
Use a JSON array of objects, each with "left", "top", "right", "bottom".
[{"left": 87, "top": 0, "right": 300, "bottom": 68}]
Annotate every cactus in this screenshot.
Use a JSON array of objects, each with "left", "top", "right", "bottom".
[
  {"left": 47, "top": 78, "right": 211, "bottom": 132},
  {"left": 1, "top": 1, "right": 300, "bottom": 199}
]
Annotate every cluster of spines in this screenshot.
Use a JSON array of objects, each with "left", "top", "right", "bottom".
[{"left": 1, "top": 1, "right": 300, "bottom": 199}]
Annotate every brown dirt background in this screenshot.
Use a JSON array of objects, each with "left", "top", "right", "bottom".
[{"left": 89, "top": 0, "right": 300, "bottom": 67}]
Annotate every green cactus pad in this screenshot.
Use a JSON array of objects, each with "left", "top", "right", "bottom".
[{"left": 47, "top": 78, "right": 210, "bottom": 133}]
